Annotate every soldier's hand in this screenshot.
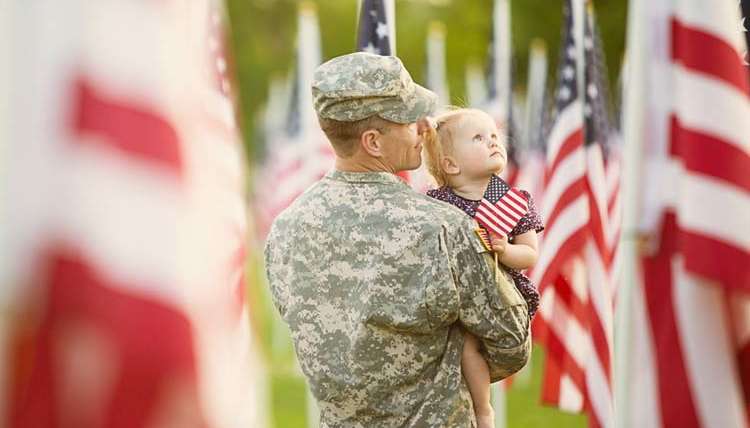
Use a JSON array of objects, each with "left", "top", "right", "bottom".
[{"left": 490, "top": 233, "right": 508, "bottom": 256}]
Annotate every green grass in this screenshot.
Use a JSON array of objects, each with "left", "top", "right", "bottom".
[
  {"left": 252, "top": 254, "right": 587, "bottom": 427},
  {"left": 505, "top": 347, "right": 587, "bottom": 427}
]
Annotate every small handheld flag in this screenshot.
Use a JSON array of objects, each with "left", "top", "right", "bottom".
[{"left": 474, "top": 187, "right": 529, "bottom": 237}]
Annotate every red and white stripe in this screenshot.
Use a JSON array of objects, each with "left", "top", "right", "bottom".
[
  {"left": 3, "top": 1, "right": 262, "bottom": 426},
  {"left": 621, "top": 0, "right": 750, "bottom": 427},
  {"left": 474, "top": 188, "right": 529, "bottom": 237}
]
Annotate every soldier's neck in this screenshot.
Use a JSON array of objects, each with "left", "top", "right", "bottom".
[
  {"left": 448, "top": 174, "right": 492, "bottom": 201},
  {"left": 335, "top": 156, "right": 396, "bottom": 174}
]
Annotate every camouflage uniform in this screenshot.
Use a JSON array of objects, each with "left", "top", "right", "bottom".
[{"left": 264, "top": 52, "right": 531, "bottom": 427}]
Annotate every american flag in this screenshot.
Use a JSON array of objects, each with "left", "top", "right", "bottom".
[
  {"left": 618, "top": 0, "right": 750, "bottom": 426},
  {"left": 579, "top": 4, "right": 617, "bottom": 426},
  {"left": 475, "top": 188, "right": 529, "bottom": 237},
  {"left": 531, "top": 0, "right": 619, "bottom": 426},
  {"left": 357, "top": 0, "right": 392, "bottom": 55},
  {"left": 485, "top": 0, "right": 523, "bottom": 188},
  {"left": 3, "top": 1, "right": 261, "bottom": 426},
  {"left": 355, "top": 0, "right": 415, "bottom": 187},
  {"left": 513, "top": 40, "right": 549, "bottom": 204}
]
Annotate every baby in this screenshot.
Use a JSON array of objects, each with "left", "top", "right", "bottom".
[{"left": 423, "top": 108, "right": 543, "bottom": 428}]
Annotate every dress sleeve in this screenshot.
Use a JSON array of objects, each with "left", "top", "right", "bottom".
[{"left": 510, "top": 190, "right": 544, "bottom": 237}]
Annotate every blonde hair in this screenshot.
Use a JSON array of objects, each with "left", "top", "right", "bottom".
[{"left": 423, "top": 108, "right": 502, "bottom": 187}]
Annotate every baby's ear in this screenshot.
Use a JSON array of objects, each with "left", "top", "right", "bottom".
[{"left": 441, "top": 156, "right": 460, "bottom": 175}]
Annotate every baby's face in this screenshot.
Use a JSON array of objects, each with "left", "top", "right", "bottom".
[{"left": 450, "top": 112, "right": 507, "bottom": 179}]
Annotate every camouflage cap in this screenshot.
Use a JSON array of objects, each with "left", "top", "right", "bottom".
[{"left": 312, "top": 52, "right": 438, "bottom": 124}]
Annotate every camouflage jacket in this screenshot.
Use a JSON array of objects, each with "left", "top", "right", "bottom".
[{"left": 264, "top": 170, "right": 531, "bottom": 427}]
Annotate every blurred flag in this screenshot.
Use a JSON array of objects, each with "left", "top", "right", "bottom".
[
  {"left": 408, "top": 20, "right": 452, "bottom": 193},
  {"left": 514, "top": 39, "right": 549, "bottom": 201},
  {"left": 532, "top": 0, "right": 620, "bottom": 427},
  {"left": 426, "top": 21, "right": 450, "bottom": 108},
  {"left": 466, "top": 62, "right": 489, "bottom": 108},
  {"left": 2, "top": 1, "right": 262, "bottom": 427},
  {"left": 486, "top": 0, "right": 523, "bottom": 188},
  {"left": 578, "top": 4, "right": 617, "bottom": 426},
  {"left": 618, "top": 0, "right": 750, "bottom": 426},
  {"left": 355, "top": 0, "right": 414, "bottom": 185},
  {"left": 254, "top": 2, "right": 333, "bottom": 241},
  {"left": 357, "top": 0, "right": 394, "bottom": 55}
]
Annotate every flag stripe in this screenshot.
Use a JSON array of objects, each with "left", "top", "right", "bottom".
[
  {"left": 480, "top": 200, "right": 518, "bottom": 230},
  {"left": 541, "top": 148, "right": 587, "bottom": 221},
  {"left": 534, "top": 196, "right": 589, "bottom": 289},
  {"left": 542, "top": 203, "right": 587, "bottom": 277},
  {"left": 495, "top": 204, "right": 523, "bottom": 227},
  {"left": 73, "top": 79, "right": 182, "bottom": 175},
  {"left": 542, "top": 176, "right": 587, "bottom": 238},
  {"left": 546, "top": 101, "right": 583, "bottom": 165},
  {"left": 673, "top": 265, "right": 750, "bottom": 428},
  {"left": 475, "top": 210, "right": 511, "bottom": 236},
  {"left": 547, "top": 129, "right": 585, "bottom": 186},
  {"left": 678, "top": 172, "right": 750, "bottom": 256},
  {"left": 670, "top": 117, "right": 750, "bottom": 193},
  {"left": 641, "top": 213, "right": 702, "bottom": 428},
  {"left": 672, "top": 67, "right": 750, "bottom": 160},
  {"left": 680, "top": 230, "right": 750, "bottom": 292},
  {"left": 671, "top": 18, "right": 750, "bottom": 95}
]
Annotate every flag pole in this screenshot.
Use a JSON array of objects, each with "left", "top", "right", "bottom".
[
  {"left": 384, "top": 0, "right": 396, "bottom": 54},
  {"left": 615, "top": 0, "right": 648, "bottom": 425},
  {"left": 426, "top": 21, "right": 450, "bottom": 107},
  {"left": 523, "top": 39, "right": 547, "bottom": 151},
  {"left": 465, "top": 61, "right": 487, "bottom": 107},
  {"left": 491, "top": 3, "right": 511, "bottom": 427},
  {"left": 297, "top": 2, "right": 321, "bottom": 141}
]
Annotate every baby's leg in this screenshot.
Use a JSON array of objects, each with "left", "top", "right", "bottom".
[{"left": 462, "top": 332, "right": 494, "bottom": 428}]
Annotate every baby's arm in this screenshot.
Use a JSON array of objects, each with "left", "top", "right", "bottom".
[{"left": 490, "top": 230, "right": 538, "bottom": 270}]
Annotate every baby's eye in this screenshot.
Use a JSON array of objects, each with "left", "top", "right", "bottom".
[
  {"left": 472, "top": 134, "right": 484, "bottom": 142},
  {"left": 491, "top": 133, "right": 498, "bottom": 140}
]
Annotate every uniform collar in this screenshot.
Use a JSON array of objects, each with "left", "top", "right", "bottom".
[{"left": 326, "top": 169, "right": 408, "bottom": 186}]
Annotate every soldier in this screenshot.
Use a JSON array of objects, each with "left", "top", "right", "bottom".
[{"left": 264, "top": 52, "right": 530, "bottom": 427}]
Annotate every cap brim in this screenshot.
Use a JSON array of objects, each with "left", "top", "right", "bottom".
[{"left": 380, "top": 83, "right": 438, "bottom": 124}]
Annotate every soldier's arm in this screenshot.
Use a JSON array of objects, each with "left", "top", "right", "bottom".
[
  {"left": 263, "top": 225, "right": 289, "bottom": 319},
  {"left": 449, "top": 220, "right": 531, "bottom": 382}
]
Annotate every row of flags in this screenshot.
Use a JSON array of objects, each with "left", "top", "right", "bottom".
[
  {"left": 256, "top": 1, "right": 749, "bottom": 427},
  {"left": 2, "top": 1, "right": 264, "bottom": 426}
]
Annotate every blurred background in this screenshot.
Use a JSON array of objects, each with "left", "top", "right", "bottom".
[{"left": 227, "top": 0, "right": 627, "bottom": 163}]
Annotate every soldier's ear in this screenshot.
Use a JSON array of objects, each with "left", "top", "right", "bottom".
[
  {"left": 360, "top": 129, "right": 383, "bottom": 158},
  {"left": 442, "top": 156, "right": 460, "bottom": 175}
]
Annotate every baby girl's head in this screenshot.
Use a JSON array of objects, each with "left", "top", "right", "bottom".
[{"left": 423, "top": 108, "right": 507, "bottom": 188}]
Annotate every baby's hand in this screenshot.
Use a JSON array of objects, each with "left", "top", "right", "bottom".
[{"left": 490, "top": 233, "right": 508, "bottom": 256}]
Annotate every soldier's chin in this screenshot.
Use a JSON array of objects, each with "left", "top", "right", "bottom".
[{"left": 403, "top": 157, "right": 422, "bottom": 171}]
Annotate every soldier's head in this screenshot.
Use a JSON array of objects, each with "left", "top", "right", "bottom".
[{"left": 312, "top": 52, "right": 438, "bottom": 172}]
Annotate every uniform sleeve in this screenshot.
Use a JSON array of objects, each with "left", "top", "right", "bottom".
[
  {"left": 447, "top": 218, "right": 531, "bottom": 382},
  {"left": 510, "top": 190, "right": 544, "bottom": 237},
  {"left": 263, "top": 223, "right": 290, "bottom": 319}
]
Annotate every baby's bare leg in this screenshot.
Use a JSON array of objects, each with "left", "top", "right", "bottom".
[{"left": 462, "top": 332, "right": 494, "bottom": 428}]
